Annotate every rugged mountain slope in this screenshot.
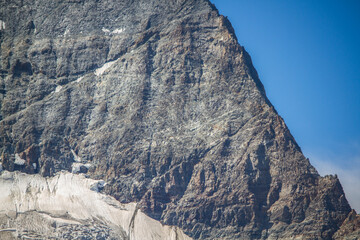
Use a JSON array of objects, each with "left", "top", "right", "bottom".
[{"left": 0, "top": 0, "right": 358, "bottom": 239}]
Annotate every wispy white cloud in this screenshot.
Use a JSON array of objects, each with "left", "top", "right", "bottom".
[{"left": 309, "top": 153, "right": 360, "bottom": 213}]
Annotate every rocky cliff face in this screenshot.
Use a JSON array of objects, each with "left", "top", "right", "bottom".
[{"left": 0, "top": 0, "right": 358, "bottom": 239}]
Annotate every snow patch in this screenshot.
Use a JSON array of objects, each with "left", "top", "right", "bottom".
[
  {"left": 64, "top": 28, "right": 70, "bottom": 37},
  {"left": 55, "top": 85, "right": 62, "bottom": 93},
  {"left": 102, "top": 27, "right": 125, "bottom": 34},
  {"left": 0, "top": 171, "right": 192, "bottom": 240},
  {"left": 0, "top": 163, "right": 2, "bottom": 172},
  {"left": 94, "top": 60, "right": 117, "bottom": 76},
  {"left": 102, "top": 27, "right": 110, "bottom": 33},
  {"left": 112, "top": 28, "right": 125, "bottom": 34},
  {"left": 84, "top": 163, "right": 92, "bottom": 168},
  {"left": 14, "top": 154, "right": 25, "bottom": 165},
  {"left": 0, "top": 20, "right": 5, "bottom": 30},
  {"left": 32, "top": 163, "right": 37, "bottom": 169},
  {"left": 76, "top": 76, "right": 84, "bottom": 83}
]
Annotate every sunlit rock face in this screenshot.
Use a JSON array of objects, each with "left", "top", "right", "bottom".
[{"left": 0, "top": 0, "right": 358, "bottom": 239}]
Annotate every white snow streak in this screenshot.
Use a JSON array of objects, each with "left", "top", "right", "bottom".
[
  {"left": 94, "top": 60, "right": 117, "bottom": 76},
  {"left": 102, "top": 27, "right": 110, "bottom": 33},
  {"left": 71, "top": 149, "right": 81, "bottom": 162},
  {"left": 76, "top": 76, "right": 84, "bottom": 83},
  {"left": 102, "top": 27, "right": 125, "bottom": 34},
  {"left": 0, "top": 20, "right": 5, "bottom": 30},
  {"left": 55, "top": 85, "right": 62, "bottom": 93}
]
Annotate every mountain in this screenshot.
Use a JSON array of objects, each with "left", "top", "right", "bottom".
[{"left": 0, "top": 0, "right": 359, "bottom": 239}]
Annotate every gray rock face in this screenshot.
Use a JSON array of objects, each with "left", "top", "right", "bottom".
[
  {"left": 0, "top": 0, "right": 358, "bottom": 239},
  {"left": 333, "top": 210, "right": 360, "bottom": 240}
]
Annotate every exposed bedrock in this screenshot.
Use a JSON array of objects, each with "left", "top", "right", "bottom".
[{"left": 0, "top": 0, "right": 358, "bottom": 239}]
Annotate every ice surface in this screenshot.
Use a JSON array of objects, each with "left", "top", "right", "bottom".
[{"left": 0, "top": 171, "right": 192, "bottom": 240}]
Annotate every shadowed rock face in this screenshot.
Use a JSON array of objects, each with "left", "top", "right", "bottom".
[{"left": 0, "top": 0, "right": 357, "bottom": 239}]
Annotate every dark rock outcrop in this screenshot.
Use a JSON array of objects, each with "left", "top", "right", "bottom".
[
  {"left": 0, "top": 0, "right": 358, "bottom": 239},
  {"left": 334, "top": 210, "right": 360, "bottom": 240}
]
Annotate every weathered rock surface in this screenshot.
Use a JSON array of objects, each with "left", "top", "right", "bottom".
[
  {"left": 333, "top": 210, "right": 360, "bottom": 240},
  {"left": 0, "top": 0, "right": 358, "bottom": 239}
]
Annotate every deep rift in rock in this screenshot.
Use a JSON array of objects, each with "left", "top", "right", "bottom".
[{"left": 0, "top": 0, "right": 359, "bottom": 239}]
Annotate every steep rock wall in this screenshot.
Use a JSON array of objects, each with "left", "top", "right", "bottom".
[{"left": 0, "top": 0, "right": 356, "bottom": 239}]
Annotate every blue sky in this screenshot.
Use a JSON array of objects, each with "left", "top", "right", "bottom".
[{"left": 210, "top": 0, "right": 360, "bottom": 212}]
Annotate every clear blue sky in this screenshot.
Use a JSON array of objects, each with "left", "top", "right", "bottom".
[{"left": 210, "top": 0, "right": 360, "bottom": 212}]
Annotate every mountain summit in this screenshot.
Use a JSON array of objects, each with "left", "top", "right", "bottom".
[{"left": 0, "top": 0, "right": 359, "bottom": 239}]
